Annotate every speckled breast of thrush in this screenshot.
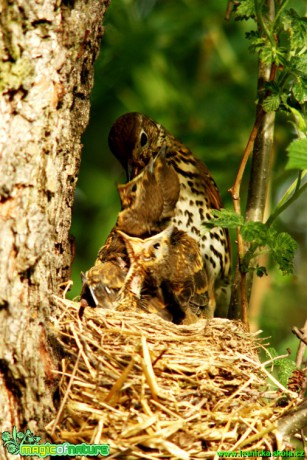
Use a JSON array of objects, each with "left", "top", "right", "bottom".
[{"left": 108, "top": 112, "right": 231, "bottom": 317}]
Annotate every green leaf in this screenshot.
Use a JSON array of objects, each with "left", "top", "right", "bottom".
[
  {"left": 292, "top": 80, "right": 307, "bottom": 104},
  {"left": 276, "top": 358, "right": 296, "bottom": 388},
  {"left": 266, "top": 347, "right": 279, "bottom": 360},
  {"left": 291, "top": 55, "right": 307, "bottom": 75},
  {"left": 233, "top": 0, "right": 256, "bottom": 20},
  {"left": 289, "top": 107, "right": 307, "bottom": 136},
  {"left": 264, "top": 349, "right": 296, "bottom": 388},
  {"left": 286, "top": 138, "right": 307, "bottom": 170},
  {"left": 245, "top": 30, "right": 259, "bottom": 41},
  {"left": 259, "top": 43, "right": 274, "bottom": 64},
  {"left": 241, "top": 221, "right": 268, "bottom": 245},
  {"left": 248, "top": 36, "right": 266, "bottom": 55},
  {"left": 262, "top": 94, "right": 281, "bottom": 112},
  {"left": 283, "top": 9, "right": 307, "bottom": 50},
  {"left": 268, "top": 230, "right": 298, "bottom": 275},
  {"left": 203, "top": 209, "right": 244, "bottom": 229}
]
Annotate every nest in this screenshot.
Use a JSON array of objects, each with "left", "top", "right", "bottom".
[{"left": 48, "top": 297, "right": 297, "bottom": 459}]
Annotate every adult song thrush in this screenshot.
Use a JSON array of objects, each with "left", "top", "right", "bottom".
[
  {"left": 117, "top": 225, "right": 210, "bottom": 324},
  {"left": 108, "top": 112, "right": 231, "bottom": 316}
]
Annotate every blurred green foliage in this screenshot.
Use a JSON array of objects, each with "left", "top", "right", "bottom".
[{"left": 70, "top": 0, "right": 307, "bottom": 356}]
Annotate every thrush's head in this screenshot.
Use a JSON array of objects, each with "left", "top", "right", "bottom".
[{"left": 108, "top": 112, "right": 167, "bottom": 179}]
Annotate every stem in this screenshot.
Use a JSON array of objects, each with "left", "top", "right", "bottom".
[
  {"left": 277, "top": 69, "right": 291, "bottom": 89},
  {"left": 228, "top": 0, "right": 276, "bottom": 325},
  {"left": 268, "top": 170, "right": 306, "bottom": 215},
  {"left": 225, "top": 1, "right": 234, "bottom": 21},
  {"left": 245, "top": 109, "right": 275, "bottom": 222},
  {"left": 228, "top": 108, "right": 265, "bottom": 323},
  {"left": 246, "top": 0, "right": 276, "bottom": 222},
  {"left": 266, "top": 182, "right": 307, "bottom": 226},
  {"left": 295, "top": 170, "right": 302, "bottom": 192},
  {"left": 293, "top": 319, "right": 307, "bottom": 368},
  {"left": 255, "top": 0, "right": 275, "bottom": 47},
  {"left": 273, "top": 0, "right": 290, "bottom": 29},
  {"left": 229, "top": 108, "right": 265, "bottom": 207}
]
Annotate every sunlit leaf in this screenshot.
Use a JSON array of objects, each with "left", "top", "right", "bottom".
[
  {"left": 262, "top": 94, "right": 281, "bottom": 112},
  {"left": 233, "top": 0, "right": 256, "bottom": 20},
  {"left": 203, "top": 209, "right": 244, "bottom": 229},
  {"left": 268, "top": 230, "right": 298, "bottom": 275},
  {"left": 286, "top": 138, "right": 307, "bottom": 170},
  {"left": 241, "top": 221, "right": 268, "bottom": 245},
  {"left": 292, "top": 80, "right": 307, "bottom": 104}
]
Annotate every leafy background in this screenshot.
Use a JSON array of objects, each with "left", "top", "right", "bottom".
[{"left": 70, "top": 0, "right": 306, "bottom": 355}]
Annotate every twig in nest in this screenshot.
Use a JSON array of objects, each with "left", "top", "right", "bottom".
[
  {"left": 104, "top": 357, "right": 135, "bottom": 405},
  {"left": 141, "top": 335, "right": 160, "bottom": 400}
]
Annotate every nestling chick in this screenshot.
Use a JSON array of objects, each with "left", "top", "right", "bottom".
[
  {"left": 117, "top": 225, "right": 211, "bottom": 324},
  {"left": 80, "top": 259, "right": 127, "bottom": 309},
  {"left": 80, "top": 230, "right": 128, "bottom": 313}
]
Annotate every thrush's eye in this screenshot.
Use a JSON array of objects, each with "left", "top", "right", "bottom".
[
  {"left": 153, "top": 243, "right": 160, "bottom": 250},
  {"left": 140, "top": 132, "right": 148, "bottom": 147},
  {"left": 131, "top": 184, "right": 137, "bottom": 192}
]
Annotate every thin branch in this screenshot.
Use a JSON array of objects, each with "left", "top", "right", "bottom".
[
  {"left": 269, "top": 171, "right": 306, "bottom": 215},
  {"left": 229, "top": 109, "right": 265, "bottom": 206},
  {"left": 255, "top": 0, "right": 276, "bottom": 47},
  {"left": 266, "top": 182, "right": 307, "bottom": 227},
  {"left": 277, "top": 400, "right": 307, "bottom": 439},
  {"left": 292, "top": 319, "right": 307, "bottom": 368},
  {"left": 273, "top": 0, "right": 290, "bottom": 30},
  {"left": 225, "top": 1, "right": 234, "bottom": 21},
  {"left": 229, "top": 108, "right": 265, "bottom": 325}
]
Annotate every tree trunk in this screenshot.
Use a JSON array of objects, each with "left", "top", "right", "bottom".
[{"left": 0, "top": 0, "right": 108, "bottom": 453}]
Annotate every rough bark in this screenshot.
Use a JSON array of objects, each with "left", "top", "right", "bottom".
[{"left": 0, "top": 0, "right": 109, "bottom": 452}]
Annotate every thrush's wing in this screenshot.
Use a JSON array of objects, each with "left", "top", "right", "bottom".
[
  {"left": 97, "top": 228, "right": 128, "bottom": 263},
  {"left": 117, "top": 169, "right": 164, "bottom": 236},
  {"left": 117, "top": 163, "right": 152, "bottom": 211},
  {"left": 188, "top": 269, "right": 209, "bottom": 316},
  {"left": 170, "top": 230, "right": 203, "bottom": 279},
  {"left": 140, "top": 295, "right": 173, "bottom": 322},
  {"left": 117, "top": 181, "right": 136, "bottom": 209},
  {"left": 154, "top": 152, "right": 180, "bottom": 219}
]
